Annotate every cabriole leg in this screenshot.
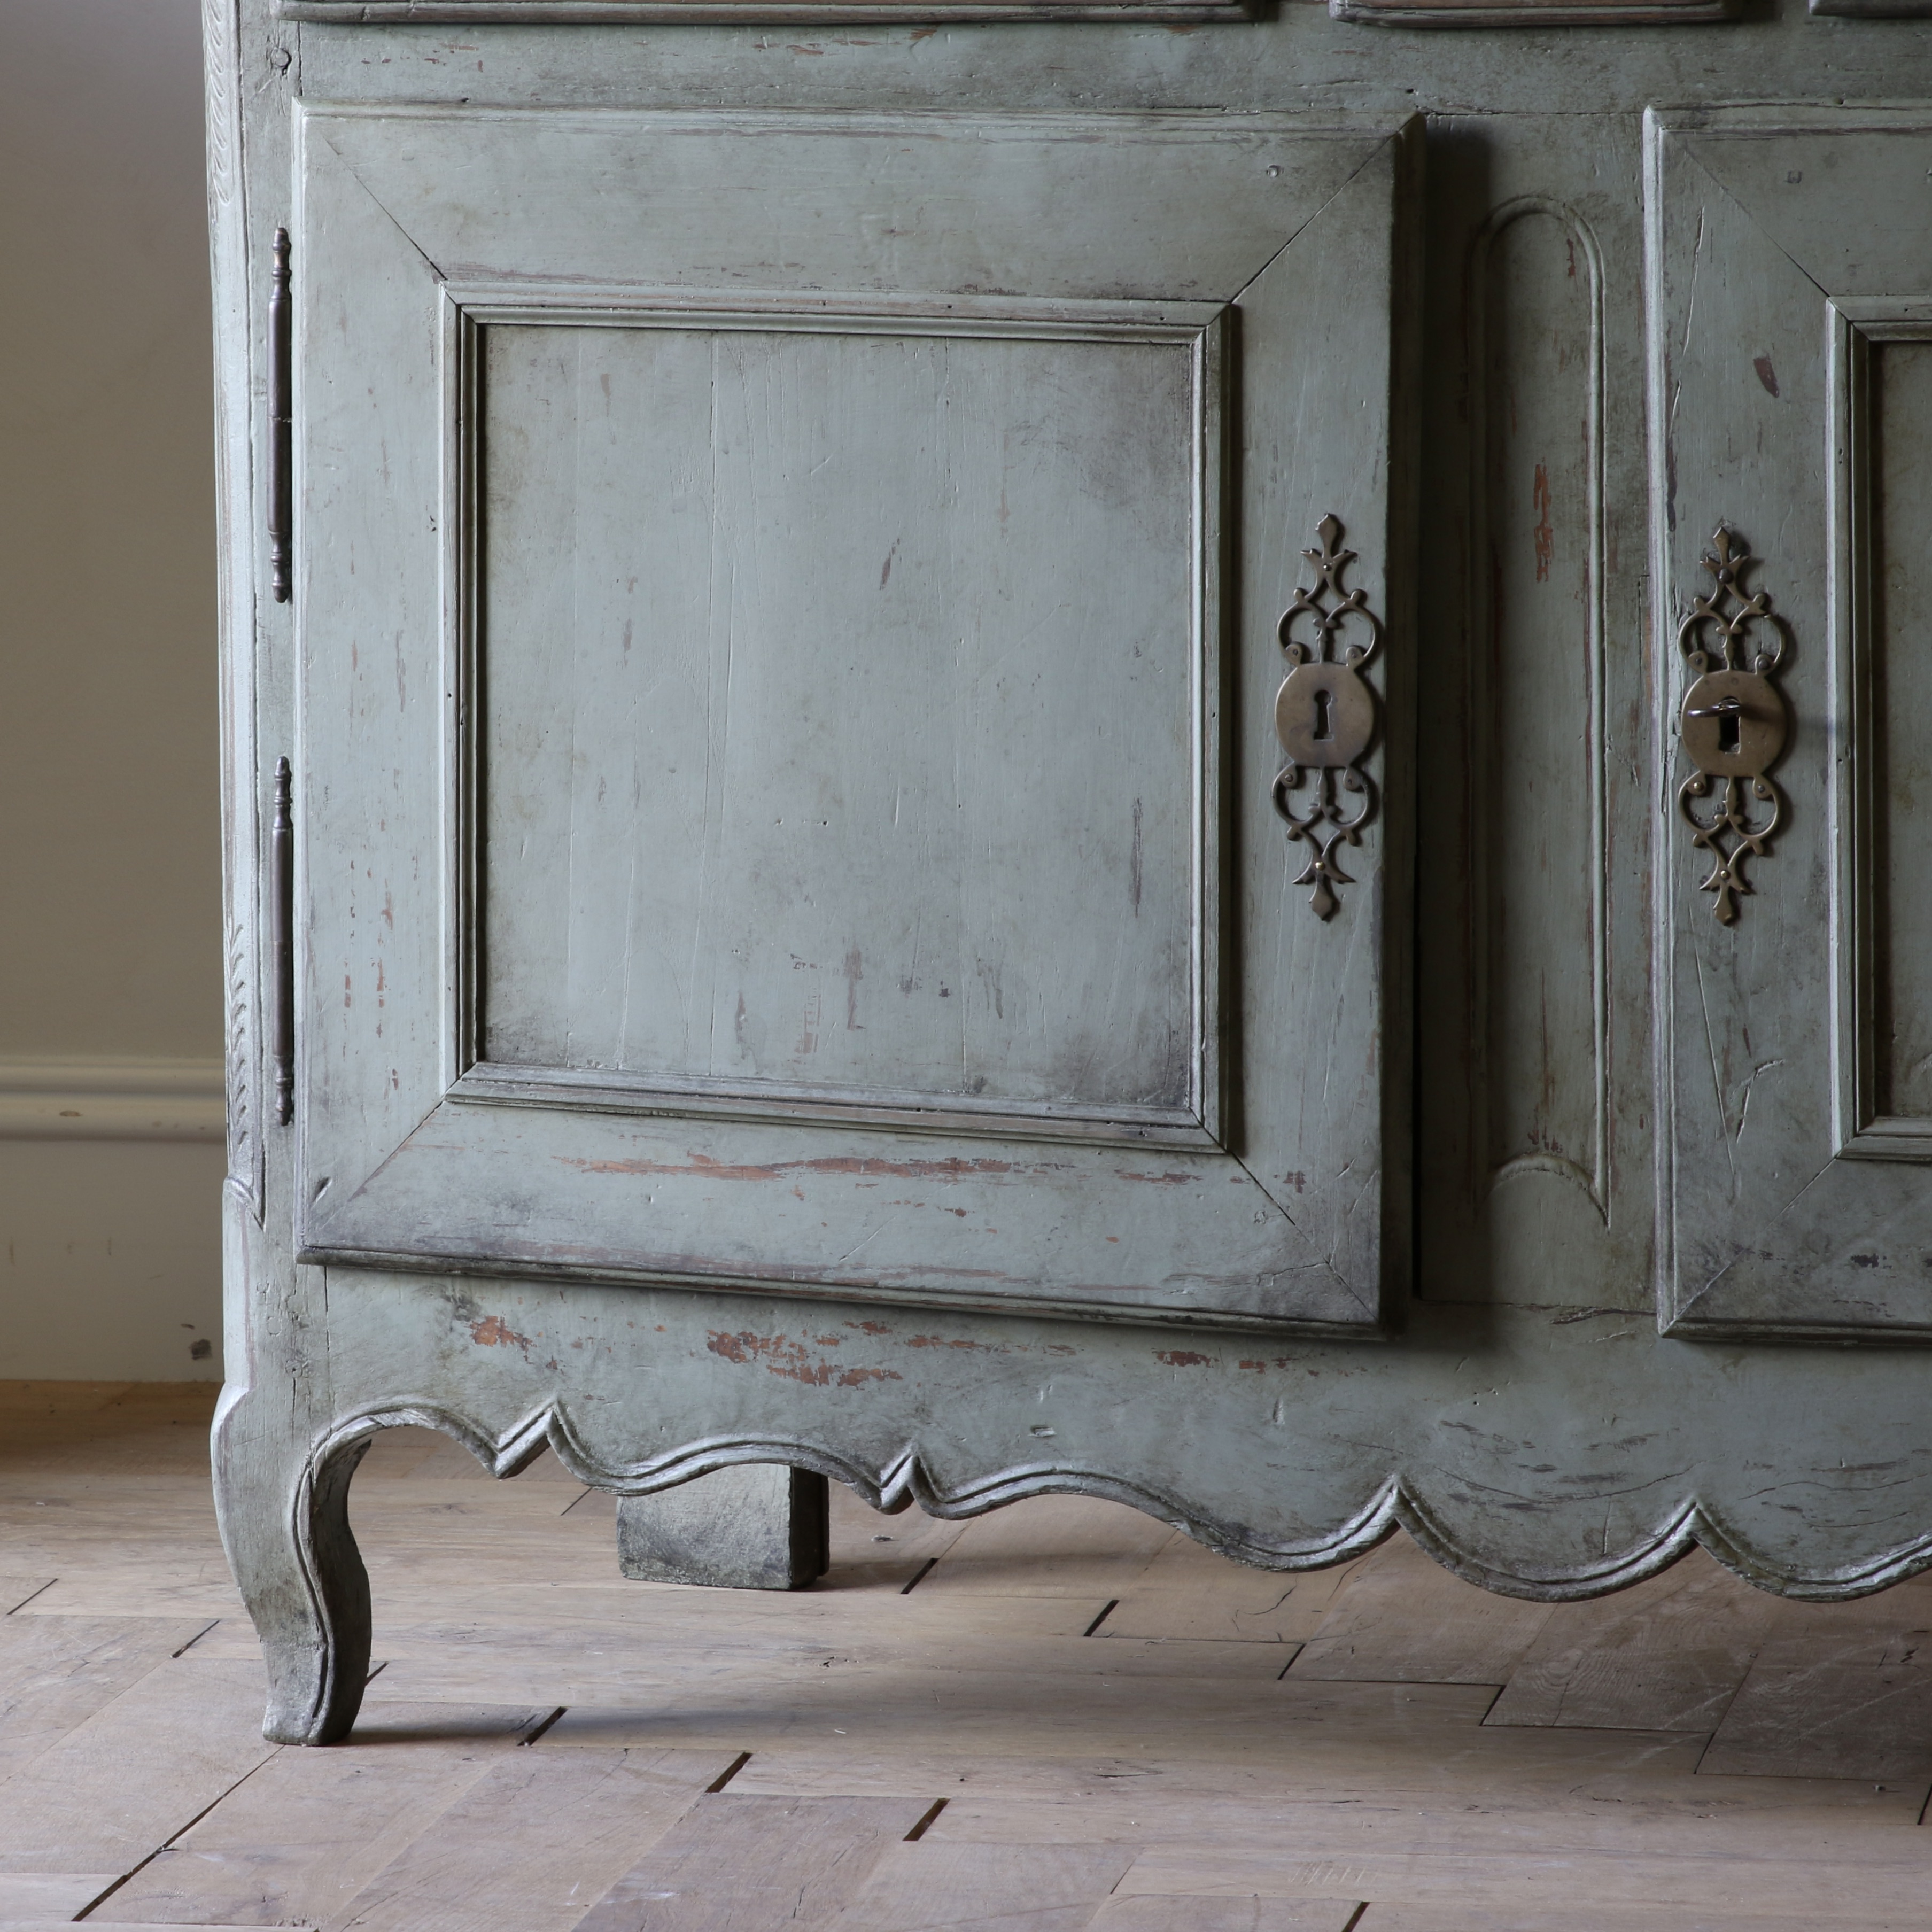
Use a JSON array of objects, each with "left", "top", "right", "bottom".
[{"left": 213, "top": 1403, "right": 373, "bottom": 1745}]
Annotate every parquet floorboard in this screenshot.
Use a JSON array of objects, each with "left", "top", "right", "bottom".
[{"left": 2, "top": 1393, "right": 1930, "bottom": 1930}]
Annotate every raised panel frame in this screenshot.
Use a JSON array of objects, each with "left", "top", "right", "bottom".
[
  {"left": 443, "top": 291, "right": 1229, "bottom": 1153},
  {"left": 289, "top": 104, "right": 1417, "bottom": 1334}
]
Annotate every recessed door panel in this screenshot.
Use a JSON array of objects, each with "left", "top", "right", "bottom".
[
  {"left": 293, "top": 106, "right": 1417, "bottom": 1330},
  {"left": 480, "top": 321, "right": 1200, "bottom": 1127}
]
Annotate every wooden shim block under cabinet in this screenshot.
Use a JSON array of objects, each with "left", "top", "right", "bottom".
[
  {"left": 319, "top": 1746, "right": 738, "bottom": 1932},
  {"left": 575, "top": 1794, "right": 934, "bottom": 1932},
  {"left": 103, "top": 1703, "right": 552, "bottom": 1930},
  {"left": 0, "top": 1659, "right": 278, "bottom": 1874},
  {"left": 827, "top": 1841, "right": 1136, "bottom": 1930},
  {"left": 0, "top": 1615, "right": 216, "bottom": 1785}
]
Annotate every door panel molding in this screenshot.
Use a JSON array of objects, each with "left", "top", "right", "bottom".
[
  {"left": 446, "top": 293, "right": 1227, "bottom": 1151},
  {"left": 292, "top": 106, "right": 1419, "bottom": 1331}
]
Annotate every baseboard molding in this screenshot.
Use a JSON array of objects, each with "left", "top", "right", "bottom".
[{"left": 0, "top": 1057, "right": 226, "bottom": 1142}]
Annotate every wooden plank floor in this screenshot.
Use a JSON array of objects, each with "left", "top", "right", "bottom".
[{"left": 2, "top": 1384, "right": 1931, "bottom": 1929}]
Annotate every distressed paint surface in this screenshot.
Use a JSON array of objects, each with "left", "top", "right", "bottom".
[
  {"left": 1651, "top": 112, "right": 1932, "bottom": 1336},
  {"left": 291, "top": 106, "right": 1414, "bottom": 1329},
  {"left": 204, "top": 0, "right": 1932, "bottom": 1754},
  {"left": 481, "top": 323, "right": 1197, "bottom": 1113},
  {"left": 1416, "top": 123, "right": 1652, "bottom": 1312},
  {"left": 1871, "top": 340, "right": 1932, "bottom": 1122},
  {"left": 1476, "top": 203, "right": 1607, "bottom": 1292}
]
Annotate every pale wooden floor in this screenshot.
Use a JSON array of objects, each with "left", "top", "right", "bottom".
[{"left": 3, "top": 1386, "right": 1932, "bottom": 1930}]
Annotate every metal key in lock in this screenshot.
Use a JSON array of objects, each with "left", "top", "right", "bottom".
[{"left": 1680, "top": 670, "right": 1786, "bottom": 779}]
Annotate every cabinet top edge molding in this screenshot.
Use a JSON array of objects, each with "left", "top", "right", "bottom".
[{"left": 280, "top": 0, "right": 1255, "bottom": 20}]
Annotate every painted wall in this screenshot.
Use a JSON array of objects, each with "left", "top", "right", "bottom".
[{"left": 0, "top": 0, "right": 226, "bottom": 1378}]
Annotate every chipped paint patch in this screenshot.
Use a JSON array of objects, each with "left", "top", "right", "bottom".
[
  {"left": 470, "top": 1314, "right": 531, "bottom": 1352},
  {"left": 707, "top": 1329, "right": 903, "bottom": 1388}
]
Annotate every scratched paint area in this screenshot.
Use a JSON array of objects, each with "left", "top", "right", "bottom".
[
  {"left": 1869, "top": 341, "right": 1932, "bottom": 1122},
  {"left": 1654, "top": 116, "right": 1932, "bottom": 1334},
  {"left": 292, "top": 113, "right": 1408, "bottom": 1341},
  {"left": 480, "top": 322, "right": 1197, "bottom": 1114}
]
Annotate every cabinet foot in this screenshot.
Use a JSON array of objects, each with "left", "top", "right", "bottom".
[
  {"left": 213, "top": 1403, "right": 373, "bottom": 1745},
  {"left": 616, "top": 1465, "right": 830, "bottom": 1590}
]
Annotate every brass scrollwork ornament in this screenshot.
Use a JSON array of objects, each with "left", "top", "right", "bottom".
[
  {"left": 1273, "top": 513, "right": 1382, "bottom": 920},
  {"left": 1677, "top": 527, "right": 1788, "bottom": 925}
]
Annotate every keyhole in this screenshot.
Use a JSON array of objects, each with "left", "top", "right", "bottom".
[
  {"left": 1718, "top": 705, "right": 1741, "bottom": 754},
  {"left": 1313, "top": 689, "right": 1333, "bottom": 742}
]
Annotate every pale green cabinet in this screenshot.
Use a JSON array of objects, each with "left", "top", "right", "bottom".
[{"left": 205, "top": 0, "right": 1932, "bottom": 1745}]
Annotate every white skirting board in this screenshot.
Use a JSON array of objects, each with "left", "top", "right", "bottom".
[
  {"left": 0, "top": 1058, "right": 226, "bottom": 1380},
  {"left": 0, "top": 1057, "right": 225, "bottom": 1142}
]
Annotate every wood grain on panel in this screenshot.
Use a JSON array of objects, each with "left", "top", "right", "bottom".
[
  {"left": 1867, "top": 340, "right": 1932, "bottom": 1125},
  {"left": 480, "top": 321, "right": 1200, "bottom": 1128},
  {"left": 289, "top": 110, "right": 1413, "bottom": 1337}
]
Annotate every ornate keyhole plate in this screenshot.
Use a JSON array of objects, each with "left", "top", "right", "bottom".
[
  {"left": 1677, "top": 527, "right": 1789, "bottom": 925},
  {"left": 1272, "top": 514, "right": 1382, "bottom": 920}
]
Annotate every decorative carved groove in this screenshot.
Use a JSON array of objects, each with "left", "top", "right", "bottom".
[
  {"left": 1678, "top": 528, "right": 1789, "bottom": 925},
  {"left": 1271, "top": 514, "right": 1382, "bottom": 921},
  {"left": 269, "top": 758, "right": 294, "bottom": 1127},
  {"left": 1467, "top": 199, "right": 1608, "bottom": 1223},
  {"left": 268, "top": 229, "right": 292, "bottom": 606}
]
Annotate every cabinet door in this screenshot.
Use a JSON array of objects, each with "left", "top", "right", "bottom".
[
  {"left": 1649, "top": 108, "right": 1932, "bottom": 1337},
  {"left": 293, "top": 107, "right": 1416, "bottom": 1332}
]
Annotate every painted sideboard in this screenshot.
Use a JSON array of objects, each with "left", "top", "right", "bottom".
[{"left": 204, "top": 0, "right": 1932, "bottom": 1744}]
